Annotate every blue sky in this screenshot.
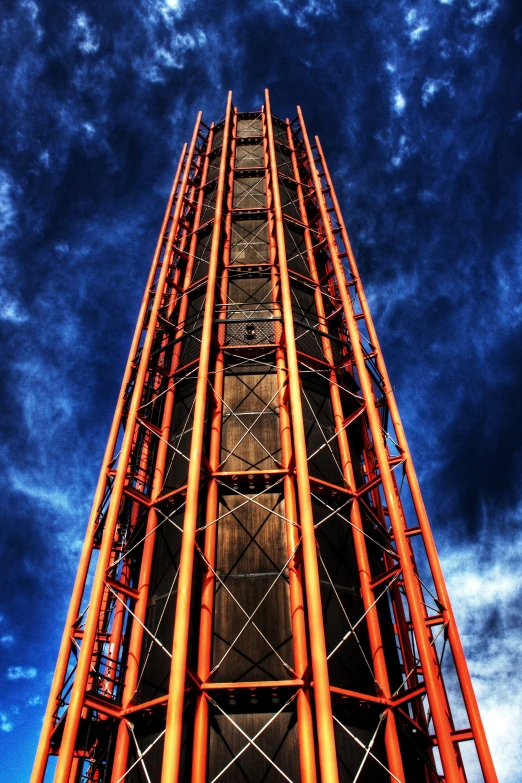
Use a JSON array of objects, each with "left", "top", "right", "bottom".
[{"left": 0, "top": 0, "right": 521, "bottom": 780}]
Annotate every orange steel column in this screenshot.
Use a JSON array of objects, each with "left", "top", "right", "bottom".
[
  {"left": 30, "top": 142, "right": 188, "bottom": 783},
  {"left": 53, "top": 116, "right": 202, "bottom": 783},
  {"left": 263, "top": 108, "right": 318, "bottom": 783},
  {"left": 109, "top": 123, "right": 212, "bottom": 783},
  {"left": 286, "top": 120, "right": 406, "bottom": 783},
  {"left": 160, "top": 90, "right": 233, "bottom": 783},
  {"left": 315, "top": 136, "right": 499, "bottom": 783},
  {"left": 265, "top": 89, "right": 339, "bottom": 783},
  {"left": 191, "top": 107, "right": 237, "bottom": 783},
  {"left": 298, "top": 107, "right": 465, "bottom": 783}
]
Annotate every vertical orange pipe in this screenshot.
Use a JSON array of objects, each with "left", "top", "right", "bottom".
[
  {"left": 191, "top": 106, "right": 237, "bottom": 783},
  {"left": 265, "top": 89, "right": 339, "bottom": 783},
  {"left": 53, "top": 117, "right": 202, "bottom": 783},
  {"left": 287, "top": 120, "right": 406, "bottom": 783},
  {"left": 299, "top": 108, "right": 464, "bottom": 783},
  {"left": 160, "top": 91, "right": 233, "bottom": 783},
  {"left": 315, "top": 135, "right": 498, "bottom": 783},
  {"left": 30, "top": 143, "right": 188, "bottom": 783},
  {"left": 109, "top": 125, "right": 212, "bottom": 782},
  {"left": 264, "top": 109, "right": 318, "bottom": 783}
]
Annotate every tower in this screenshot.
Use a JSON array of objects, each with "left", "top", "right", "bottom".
[{"left": 32, "top": 90, "right": 498, "bottom": 783}]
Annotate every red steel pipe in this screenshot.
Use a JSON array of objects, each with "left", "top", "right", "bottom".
[
  {"left": 109, "top": 126, "right": 213, "bottom": 782},
  {"left": 298, "top": 107, "right": 464, "bottom": 783},
  {"left": 53, "top": 116, "right": 202, "bottom": 783},
  {"left": 314, "top": 135, "right": 498, "bottom": 783},
  {"left": 265, "top": 89, "right": 340, "bottom": 783},
  {"left": 191, "top": 107, "right": 237, "bottom": 783},
  {"left": 264, "top": 108, "right": 318, "bottom": 783},
  {"left": 160, "top": 91, "right": 233, "bottom": 783},
  {"left": 30, "top": 142, "right": 188, "bottom": 783},
  {"left": 286, "top": 119, "right": 406, "bottom": 783}
]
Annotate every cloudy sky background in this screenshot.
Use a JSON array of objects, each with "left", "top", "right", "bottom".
[{"left": 0, "top": 0, "right": 521, "bottom": 779}]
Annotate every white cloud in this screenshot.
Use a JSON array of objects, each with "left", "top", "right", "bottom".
[
  {"left": 405, "top": 8, "right": 430, "bottom": 43},
  {"left": 0, "top": 635, "right": 14, "bottom": 645},
  {"left": 265, "top": 0, "right": 337, "bottom": 28},
  {"left": 6, "top": 666, "right": 38, "bottom": 680},
  {"left": 393, "top": 90, "right": 406, "bottom": 115},
  {"left": 0, "top": 713, "right": 13, "bottom": 732},
  {"left": 154, "top": 31, "right": 207, "bottom": 70},
  {"left": 71, "top": 11, "right": 100, "bottom": 54},
  {"left": 468, "top": 0, "right": 500, "bottom": 27},
  {"left": 421, "top": 76, "right": 454, "bottom": 106},
  {"left": 146, "top": 0, "right": 186, "bottom": 25},
  {"left": 136, "top": 0, "right": 208, "bottom": 81},
  {"left": 160, "top": 0, "right": 185, "bottom": 23},
  {"left": 0, "top": 288, "right": 29, "bottom": 324},
  {"left": 0, "top": 171, "right": 16, "bottom": 234},
  {"left": 391, "top": 134, "right": 411, "bottom": 167},
  {"left": 27, "top": 695, "right": 43, "bottom": 706},
  {"left": 0, "top": 177, "right": 30, "bottom": 323},
  {"left": 441, "top": 519, "right": 522, "bottom": 783},
  {"left": 20, "top": 0, "right": 43, "bottom": 41},
  {"left": 82, "top": 122, "right": 96, "bottom": 136}
]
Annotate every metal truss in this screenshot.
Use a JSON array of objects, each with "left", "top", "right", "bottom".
[{"left": 32, "top": 92, "right": 498, "bottom": 783}]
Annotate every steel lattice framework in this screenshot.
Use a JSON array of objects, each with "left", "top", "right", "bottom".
[{"left": 32, "top": 91, "right": 498, "bottom": 783}]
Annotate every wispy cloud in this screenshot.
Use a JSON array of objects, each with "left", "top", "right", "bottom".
[
  {"left": 0, "top": 171, "right": 16, "bottom": 233},
  {"left": 265, "top": 0, "right": 337, "bottom": 28},
  {"left": 421, "top": 75, "right": 454, "bottom": 106},
  {"left": 405, "top": 8, "right": 430, "bottom": 43},
  {"left": 0, "top": 635, "right": 14, "bottom": 646},
  {"left": 469, "top": 0, "right": 500, "bottom": 28},
  {"left": 392, "top": 90, "right": 406, "bottom": 114},
  {"left": 71, "top": 11, "right": 100, "bottom": 54},
  {"left": 441, "top": 517, "right": 522, "bottom": 781},
  {"left": 6, "top": 666, "right": 37, "bottom": 680},
  {"left": 0, "top": 713, "right": 14, "bottom": 732}
]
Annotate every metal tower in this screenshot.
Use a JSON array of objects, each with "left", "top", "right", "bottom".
[{"left": 32, "top": 91, "right": 498, "bottom": 783}]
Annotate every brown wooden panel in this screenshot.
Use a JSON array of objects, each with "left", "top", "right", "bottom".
[
  {"left": 236, "top": 117, "right": 262, "bottom": 138},
  {"left": 216, "top": 492, "right": 287, "bottom": 575},
  {"left": 235, "top": 143, "right": 264, "bottom": 169},
  {"left": 275, "top": 146, "right": 294, "bottom": 178},
  {"left": 279, "top": 179, "right": 300, "bottom": 220},
  {"left": 301, "top": 374, "right": 344, "bottom": 485},
  {"left": 212, "top": 491, "right": 293, "bottom": 682},
  {"left": 208, "top": 708, "right": 299, "bottom": 782},
  {"left": 212, "top": 575, "right": 292, "bottom": 682},
  {"left": 201, "top": 182, "right": 217, "bottom": 224},
  {"left": 284, "top": 223, "right": 310, "bottom": 278},
  {"left": 137, "top": 506, "right": 184, "bottom": 703},
  {"left": 227, "top": 276, "right": 273, "bottom": 311},
  {"left": 233, "top": 176, "right": 266, "bottom": 209},
  {"left": 230, "top": 219, "right": 269, "bottom": 265},
  {"left": 192, "top": 228, "right": 212, "bottom": 282},
  {"left": 333, "top": 707, "right": 388, "bottom": 783},
  {"left": 221, "top": 372, "right": 281, "bottom": 471},
  {"left": 164, "top": 379, "right": 196, "bottom": 491}
]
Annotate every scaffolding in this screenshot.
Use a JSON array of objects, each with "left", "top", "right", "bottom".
[{"left": 31, "top": 91, "right": 498, "bottom": 783}]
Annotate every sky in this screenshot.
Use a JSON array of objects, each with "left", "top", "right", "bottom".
[{"left": 0, "top": 0, "right": 521, "bottom": 780}]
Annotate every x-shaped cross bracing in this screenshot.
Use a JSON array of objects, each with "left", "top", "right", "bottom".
[
  {"left": 207, "top": 690, "right": 298, "bottom": 783},
  {"left": 230, "top": 220, "right": 269, "bottom": 264}
]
